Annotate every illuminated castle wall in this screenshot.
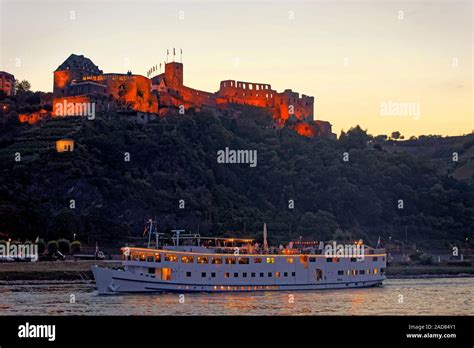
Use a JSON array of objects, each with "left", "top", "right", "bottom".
[
  {"left": 152, "top": 62, "right": 217, "bottom": 110},
  {"left": 0, "top": 71, "right": 15, "bottom": 97},
  {"left": 53, "top": 54, "right": 102, "bottom": 96},
  {"left": 217, "top": 80, "right": 314, "bottom": 124},
  {"left": 53, "top": 54, "right": 158, "bottom": 114},
  {"left": 46, "top": 54, "right": 333, "bottom": 138}
]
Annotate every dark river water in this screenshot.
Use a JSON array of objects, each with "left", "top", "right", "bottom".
[{"left": 0, "top": 277, "right": 472, "bottom": 315}]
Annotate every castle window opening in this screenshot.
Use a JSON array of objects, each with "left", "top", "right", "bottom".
[
  {"left": 256, "top": 85, "right": 259, "bottom": 90},
  {"left": 249, "top": 84, "right": 253, "bottom": 90}
]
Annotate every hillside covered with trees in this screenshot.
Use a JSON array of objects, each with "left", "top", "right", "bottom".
[{"left": 0, "top": 105, "right": 473, "bottom": 248}]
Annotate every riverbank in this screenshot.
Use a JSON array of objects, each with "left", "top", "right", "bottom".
[
  {"left": 0, "top": 260, "right": 473, "bottom": 281},
  {"left": 0, "top": 260, "right": 122, "bottom": 281},
  {"left": 386, "top": 264, "right": 474, "bottom": 278}
]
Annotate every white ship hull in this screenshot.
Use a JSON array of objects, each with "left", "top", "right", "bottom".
[
  {"left": 92, "top": 265, "right": 384, "bottom": 294},
  {"left": 92, "top": 246, "right": 386, "bottom": 294}
]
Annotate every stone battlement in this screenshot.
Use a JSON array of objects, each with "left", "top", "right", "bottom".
[{"left": 45, "top": 54, "right": 334, "bottom": 138}]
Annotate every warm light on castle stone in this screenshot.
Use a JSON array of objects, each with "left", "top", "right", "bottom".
[{"left": 21, "top": 53, "right": 334, "bottom": 138}]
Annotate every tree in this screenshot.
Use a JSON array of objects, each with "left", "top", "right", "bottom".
[
  {"left": 70, "top": 240, "right": 81, "bottom": 253},
  {"left": 374, "top": 135, "right": 388, "bottom": 143},
  {"left": 339, "top": 125, "right": 370, "bottom": 149},
  {"left": 47, "top": 240, "right": 59, "bottom": 254},
  {"left": 15, "top": 80, "right": 31, "bottom": 93},
  {"left": 391, "top": 131, "right": 401, "bottom": 140},
  {"left": 58, "top": 239, "right": 71, "bottom": 254}
]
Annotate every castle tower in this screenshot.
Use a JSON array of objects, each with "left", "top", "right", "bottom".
[
  {"left": 164, "top": 62, "right": 183, "bottom": 90},
  {"left": 53, "top": 54, "right": 102, "bottom": 96}
]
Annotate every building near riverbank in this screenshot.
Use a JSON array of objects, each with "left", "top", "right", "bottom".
[{"left": 56, "top": 139, "right": 74, "bottom": 152}]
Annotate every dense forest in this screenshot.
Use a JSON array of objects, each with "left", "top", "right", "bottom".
[{"left": 0, "top": 104, "right": 473, "bottom": 248}]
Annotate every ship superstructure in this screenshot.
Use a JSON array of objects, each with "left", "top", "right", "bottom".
[{"left": 92, "top": 220, "right": 386, "bottom": 294}]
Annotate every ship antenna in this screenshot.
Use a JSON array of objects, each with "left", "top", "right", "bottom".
[{"left": 146, "top": 219, "right": 153, "bottom": 248}]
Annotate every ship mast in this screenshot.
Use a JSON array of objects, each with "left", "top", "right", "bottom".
[
  {"left": 145, "top": 218, "right": 163, "bottom": 248},
  {"left": 263, "top": 223, "right": 268, "bottom": 251}
]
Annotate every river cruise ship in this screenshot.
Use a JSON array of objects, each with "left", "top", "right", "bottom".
[{"left": 92, "top": 222, "right": 386, "bottom": 294}]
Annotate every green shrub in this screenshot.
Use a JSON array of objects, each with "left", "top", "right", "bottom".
[
  {"left": 419, "top": 253, "right": 433, "bottom": 265},
  {"left": 58, "top": 239, "right": 70, "bottom": 254},
  {"left": 47, "top": 240, "right": 58, "bottom": 254},
  {"left": 37, "top": 239, "right": 46, "bottom": 254},
  {"left": 70, "top": 240, "right": 81, "bottom": 253}
]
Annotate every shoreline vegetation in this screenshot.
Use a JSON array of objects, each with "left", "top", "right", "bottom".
[
  {"left": 1, "top": 111, "right": 473, "bottom": 249},
  {"left": 0, "top": 260, "right": 472, "bottom": 282}
]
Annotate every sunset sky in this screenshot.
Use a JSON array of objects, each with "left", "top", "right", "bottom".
[{"left": 0, "top": 0, "right": 472, "bottom": 137}]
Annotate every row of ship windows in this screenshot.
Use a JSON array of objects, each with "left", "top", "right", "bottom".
[
  {"left": 183, "top": 271, "right": 297, "bottom": 278},
  {"left": 143, "top": 268, "right": 382, "bottom": 280},
  {"left": 327, "top": 257, "right": 383, "bottom": 263},
  {"left": 337, "top": 268, "right": 382, "bottom": 276},
  {"left": 130, "top": 254, "right": 384, "bottom": 264},
  {"left": 133, "top": 254, "right": 283, "bottom": 264}
]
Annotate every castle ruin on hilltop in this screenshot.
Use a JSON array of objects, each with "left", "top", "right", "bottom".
[{"left": 46, "top": 53, "right": 335, "bottom": 138}]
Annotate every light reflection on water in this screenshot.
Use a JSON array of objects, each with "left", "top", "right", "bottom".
[{"left": 0, "top": 278, "right": 472, "bottom": 316}]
